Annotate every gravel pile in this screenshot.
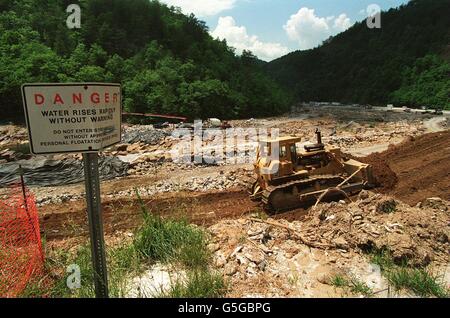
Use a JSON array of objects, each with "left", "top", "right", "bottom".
[
  {"left": 107, "top": 170, "right": 251, "bottom": 199},
  {"left": 122, "top": 126, "right": 169, "bottom": 145}
]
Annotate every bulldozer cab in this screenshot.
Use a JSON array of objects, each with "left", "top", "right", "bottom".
[
  {"left": 258, "top": 134, "right": 332, "bottom": 172},
  {"left": 258, "top": 137, "right": 301, "bottom": 161},
  {"left": 257, "top": 136, "right": 302, "bottom": 177}
]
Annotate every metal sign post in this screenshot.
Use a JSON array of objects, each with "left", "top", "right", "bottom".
[
  {"left": 83, "top": 152, "right": 109, "bottom": 298},
  {"left": 21, "top": 83, "right": 122, "bottom": 298}
]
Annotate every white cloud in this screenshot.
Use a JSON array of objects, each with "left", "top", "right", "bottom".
[
  {"left": 160, "top": 0, "right": 236, "bottom": 17},
  {"left": 211, "top": 16, "right": 289, "bottom": 61},
  {"left": 334, "top": 13, "right": 352, "bottom": 31},
  {"left": 284, "top": 8, "right": 354, "bottom": 50},
  {"left": 284, "top": 8, "right": 330, "bottom": 50}
]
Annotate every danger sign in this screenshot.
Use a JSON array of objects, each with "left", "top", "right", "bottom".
[{"left": 21, "top": 83, "right": 122, "bottom": 154}]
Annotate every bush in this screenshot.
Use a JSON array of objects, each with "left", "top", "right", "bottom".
[{"left": 376, "top": 199, "right": 397, "bottom": 214}]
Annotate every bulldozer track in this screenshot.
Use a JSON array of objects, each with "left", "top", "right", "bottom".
[{"left": 262, "top": 175, "right": 345, "bottom": 211}]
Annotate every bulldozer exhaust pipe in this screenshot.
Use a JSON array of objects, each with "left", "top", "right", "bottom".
[{"left": 315, "top": 129, "right": 322, "bottom": 145}]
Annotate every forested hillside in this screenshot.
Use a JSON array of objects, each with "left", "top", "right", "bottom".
[
  {"left": 0, "top": 0, "right": 290, "bottom": 121},
  {"left": 267, "top": 0, "right": 450, "bottom": 109}
]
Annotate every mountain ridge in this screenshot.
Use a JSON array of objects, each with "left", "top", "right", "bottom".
[{"left": 266, "top": 0, "right": 450, "bottom": 109}]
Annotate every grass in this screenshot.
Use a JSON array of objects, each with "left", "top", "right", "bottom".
[
  {"left": 330, "top": 274, "right": 373, "bottom": 297},
  {"left": 330, "top": 274, "right": 348, "bottom": 288},
  {"left": 133, "top": 188, "right": 211, "bottom": 269},
  {"left": 21, "top": 242, "right": 142, "bottom": 298},
  {"left": 370, "top": 249, "right": 396, "bottom": 271},
  {"left": 19, "top": 245, "right": 90, "bottom": 298},
  {"left": 369, "top": 249, "right": 449, "bottom": 298},
  {"left": 20, "top": 190, "right": 226, "bottom": 298},
  {"left": 159, "top": 270, "right": 226, "bottom": 298},
  {"left": 133, "top": 214, "right": 210, "bottom": 268},
  {"left": 350, "top": 280, "right": 373, "bottom": 296},
  {"left": 133, "top": 188, "right": 226, "bottom": 298},
  {"left": 388, "top": 268, "right": 449, "bottom": 298}
]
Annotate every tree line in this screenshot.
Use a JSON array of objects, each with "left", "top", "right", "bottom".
[
  {"left": 0, "top": 0, "right": 291, "bottom": 122},
  {"left": 267, "top": 0, "right": 450, "bottom": 110}
]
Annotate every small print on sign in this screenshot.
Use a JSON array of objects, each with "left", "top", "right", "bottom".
[{"left": 21, "top": 83, "right": 122, "bottom": 155}]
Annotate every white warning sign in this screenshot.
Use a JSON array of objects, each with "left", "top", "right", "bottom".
[{"left": 21, "top": 83, "right": 122, "bottom": 154}]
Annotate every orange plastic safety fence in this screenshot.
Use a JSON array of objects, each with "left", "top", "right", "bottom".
[{"left": 0, "top": 185, "right": 44, "bottom": 297}]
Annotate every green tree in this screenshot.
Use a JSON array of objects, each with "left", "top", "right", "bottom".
[
  {"left": 391, "top": 55, "right": 450, "bottom": 109},
  {"left": 0, "top": 0, "right": 291, "bottom": 121}
]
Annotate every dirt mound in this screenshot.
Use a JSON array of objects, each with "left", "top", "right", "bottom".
[
  {"left": 358, "top": 131, "right": 450, "bottom": 205},
  {"left": 302, "top": 191, "right": 449, "bottom": 266},
  {"left": 358, "top": 152, "right": 398, "bottom": 190},
  {"left": 209, "top": 192, "right": 449, "bottom": 296},
  {"left": 208, "top": 192, "right": 449, "bottom": 297}
]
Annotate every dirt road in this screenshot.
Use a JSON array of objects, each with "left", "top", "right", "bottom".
[
  {"left": 350, "top": 116, "right": 446, "bottom": 156},
  {"left": 349, "top": 143, "right": 391, "bottom": 157}
]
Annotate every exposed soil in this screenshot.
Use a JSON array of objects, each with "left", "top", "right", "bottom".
[
  {"left": 358, "top": 131, "right": 450, "bottom": 205},
  {"left": 302, "top": 193, "right": 450, "bottom": 266},
  {"left": 210, "top": 192, "right": 450, "bottom": 297},
  {"left": 40, "top": 189, "right": 256, "bottom": 240}
]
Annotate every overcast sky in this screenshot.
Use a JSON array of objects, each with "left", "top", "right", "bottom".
[{"left": 160, "top": 0, "right": 409, "bottom": 61}]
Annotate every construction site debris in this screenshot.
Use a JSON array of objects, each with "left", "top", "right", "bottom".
[
  {"left": 0, "top": 156, "right": 128, "bottom": 187},
  {"left": 0, "top": 125, "right": 28, "bottom": 146},
  {"left": 208, "top": 192, "right": 449, "bottom": 297},
  {"left": 107, "top": 168, "right": 252, "bottom": 199},
  {"left": 122, "top": 125, "right": 170, "bottom": 145}
]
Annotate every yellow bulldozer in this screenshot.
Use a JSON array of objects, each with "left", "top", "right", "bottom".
[{"left": 250, "top": 130, "right": 374, "bottom": 212}]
